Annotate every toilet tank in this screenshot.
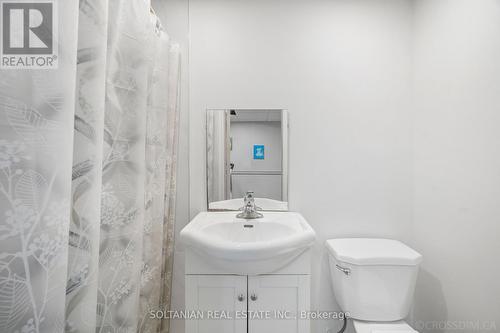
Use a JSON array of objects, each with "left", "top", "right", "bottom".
[{"left": 326, "top": 238, "right": 422, "bottom": 321}]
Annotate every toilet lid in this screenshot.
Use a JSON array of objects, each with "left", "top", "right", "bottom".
[
  {"left": 353, "top": 320, "right": 419, "bottom": 333},
  {"left": 326, "top": 238, "right": 422, "bottom": 266}
]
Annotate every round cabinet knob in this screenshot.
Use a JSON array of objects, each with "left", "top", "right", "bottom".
[
  {"left": 250, "top": 293, "right": 258, "bottom": 301},
  {"left": 237, "top": 294, "right": 245, "bottom": 302}
]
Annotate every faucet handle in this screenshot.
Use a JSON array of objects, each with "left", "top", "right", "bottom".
[
  {"left": 236, "top": 191, "right": 264, "bottom": 219},
  {"left": 244, "top": 191, "right": 255, "bottom": 204}
]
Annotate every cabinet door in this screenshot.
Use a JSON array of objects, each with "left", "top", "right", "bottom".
[
  {"left": 248, "top": 275, "right": 310, "bottom": 333},
  {"left": 185, "top": 275, "right": 247, "bottom": 333}
]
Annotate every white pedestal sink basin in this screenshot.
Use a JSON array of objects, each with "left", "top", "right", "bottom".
[{"left": 180, "top": 211, "right": 316, "bottom": 275}]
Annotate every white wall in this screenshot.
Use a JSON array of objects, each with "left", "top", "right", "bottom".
[
  {"left": 156, "top": 0, "right": 500, "bottom": 332},
  {"left": 231, "top": 122, "right": 282, "bottom": 173},
  {"left": 189, "top": 1, "right": 414, "bottom": 332},
  {"left": 412, "top": 0, "right": 500, "bottom": 331},
  {"left": 231, "top": 121, "right": 283, "bottom": 199}
]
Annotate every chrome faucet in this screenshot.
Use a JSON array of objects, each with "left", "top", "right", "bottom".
[{"left": 236, "top": 191, "right": 263, "bottom": 219}]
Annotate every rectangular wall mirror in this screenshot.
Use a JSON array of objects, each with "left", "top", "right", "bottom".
[{"left": 206, "top": 109, "right": 288, "bottom": 211}]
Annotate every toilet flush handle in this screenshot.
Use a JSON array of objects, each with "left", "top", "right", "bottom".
[{"left": 336, "top": 264, "right": 351, "bottom": 276}]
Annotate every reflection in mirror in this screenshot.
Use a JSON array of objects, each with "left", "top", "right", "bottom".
[{"left": 207, "top": 109, "right": 288, "bottom": 211}]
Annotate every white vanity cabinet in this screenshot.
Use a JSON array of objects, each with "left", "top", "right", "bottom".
[
  {"left": 247, "top": 275, "right": 310, "bottom": 333},
  {"left": 185, "top": 275, "right": 247, "bottom": 333},
  {"left": 180, "top": 211, "right": 315, "bottom": 333},
  {"left": 184, "top": 248, "right": 312, "bottom": 333},
  {"left": 185, "top": 274, "right": 310, "bottom": 333}
]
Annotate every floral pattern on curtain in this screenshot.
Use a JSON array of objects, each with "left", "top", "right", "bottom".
[
  {"left": 0, "top": 0, "right": 181, "bottom": 332},
  {"left": 0, "top": 1, "right": 80, "bottom": 332},
  {"left": 65, "top": 0, "right": 108, "bottom": 331},
  {"left": 96, "top": 0, "right": 152, "bottom": 331}
]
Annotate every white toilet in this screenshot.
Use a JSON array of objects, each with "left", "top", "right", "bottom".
[{"left": 326, "top": 238, "right": 423, "bottom": 333}]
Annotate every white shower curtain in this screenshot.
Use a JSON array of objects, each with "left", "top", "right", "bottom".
[{"left": 0, "top": 0, "right": 181, "bottom": 332}]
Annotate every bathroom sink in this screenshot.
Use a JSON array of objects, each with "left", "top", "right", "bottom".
[{"left": 180, "top": 211, "right": 316, "bottom": 274}]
